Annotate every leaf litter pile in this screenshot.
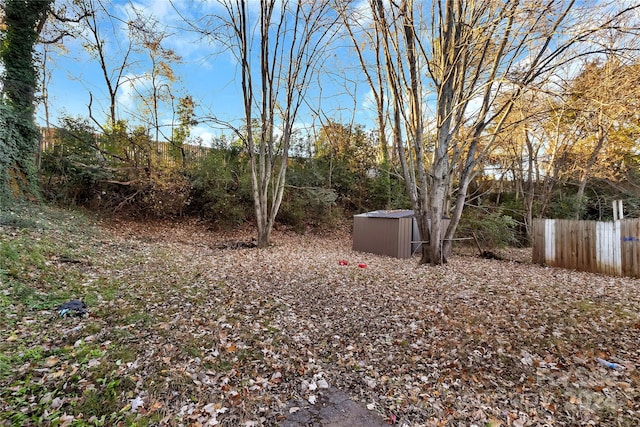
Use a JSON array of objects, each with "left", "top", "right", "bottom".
[{"left": 2, "top": 205, "right": 640, "bottom": 426}]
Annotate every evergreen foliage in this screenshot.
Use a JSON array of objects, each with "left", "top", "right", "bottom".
[
  {"left": 456, "top": 208, "right": 519, "bottom": 249},
  {"left": 189, "top": 146, "right": 253, "bottom": 226},
  {"left": 0, "top": 103, "right": 39, "bottom": 200},
  {"left": 0, "top": 0, "right": 52, "bottom": 200}
]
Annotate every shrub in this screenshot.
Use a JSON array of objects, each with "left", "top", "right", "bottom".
[
  {"left": 40, "top": 117, "right": 112, "bottom": 205},
  {"left": 547, "top": 192, "right": 587, "bottom": 220},
  {"left": 278, "top": 186, "right": 340, "bottom": 232},
  {"left": 135, "top": 168, "right": 192, "bottom": 218},
  {"left": 188, "top": 148, "right": 253, "bottom": 226},
  {"left": 456, "top": 208, "right": 519, "bottom": 249}
]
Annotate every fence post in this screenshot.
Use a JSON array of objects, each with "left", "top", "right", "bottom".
[
  {"left": 618, "top": 200, "right": 624, "bottom": 220},
  {"left": 613, "top": 200, "right": 624, "bottom": 221}
]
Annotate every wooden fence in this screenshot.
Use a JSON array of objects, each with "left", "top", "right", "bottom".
[
  {"left": 40, "top": 128, "right": 211, "bottom": 164},
  {"left": 154, "top": 141, "right": 211, "bottom": 163},
  {"left": 532, "top": 218, "right": 640, "bottom": 277}
]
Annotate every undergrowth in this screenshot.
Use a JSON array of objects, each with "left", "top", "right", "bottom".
[{"left": 0, "top": 202, "right": 155, "bottom": 426}]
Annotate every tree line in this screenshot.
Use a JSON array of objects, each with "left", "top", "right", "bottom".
[
  {"left": 38, "top": 118, "right": 409, "bottom": 230},
  {"left": 2, "top": 0, "right": 640, "bottom": 264}
]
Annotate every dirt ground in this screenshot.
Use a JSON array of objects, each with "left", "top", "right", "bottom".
[{"left": 2, "top": 209, "right": 640, "bottom": 426}]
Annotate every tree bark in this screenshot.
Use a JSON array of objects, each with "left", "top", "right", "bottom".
[{"left": 222, "top": 0, "right": 334, "bottom": 247}]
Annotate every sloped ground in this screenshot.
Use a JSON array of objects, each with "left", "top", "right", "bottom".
[{"left": 1, "top": 204, "right": 640, "bottom": 426}]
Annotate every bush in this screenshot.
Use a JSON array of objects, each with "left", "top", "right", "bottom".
[
  {"left": 39, "top": 117, "right": 413, "bottom": 228},
  {"left": 40, "top": 119, "right": 196, "bottom": 218},
  {"left": 278, "top": 186, "right": 340, "bottom": 232},
  {"left": 456, "top": 208, "right": 519, "bottom": 249},
  {"left": 134, "top": 168, "right": 192, "bottom": 218},
  {"left": 547, "top": 191, "right": 587, "bottom": 220},
  {"left": 188, "top": 148, "right": 253, "bottom": 226},
  {"left": 40, "top": 118, "right": 112, "bottom": 205}
]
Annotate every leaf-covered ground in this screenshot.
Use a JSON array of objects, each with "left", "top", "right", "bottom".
[{"left": 1, "top": 204, "right": 640, "bottom": 426}]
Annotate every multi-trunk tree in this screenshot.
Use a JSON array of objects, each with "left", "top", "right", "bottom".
[
  {"left": 343, "top": 0, "right": 640, "bottom": 265},
  {"left": 214, "top": 0, "right": 337, "bottom": 247}
]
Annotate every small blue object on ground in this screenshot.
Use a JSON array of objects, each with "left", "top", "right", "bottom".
[
  {"left": 57, "top": 299, "right": 88, "bottom": 317},
  {"left": 596, "top": 358, "right": 624, "bottom": 370}
]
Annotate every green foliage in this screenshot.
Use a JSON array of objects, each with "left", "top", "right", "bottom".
[
  {"left": 0, "top": 0, "right": 52, "bottom": 200},
  {"left": 170, "top": 96, "right": 196, "bottom": 164},
  {"left": 457, "top": 208, "right": 519, "bottom": 249},
  {"left": 311, "top": 122, "right": 409, "bottom": 213},
  {"left": 41, "top": 117, "right": 111, "bottom": 204},
  {"left": 547, "top": 191, "right": 588, "bottom": 220},
  {"left": 313, "top": 122, "right": 373, "bottom": 210},
  {"left": 278, "top": 186, "right": 339, "bottom": 232},
  {"left": 188, "top": 147, "right": 253, "bottom": 225},
  {"left": 0, "top": 0, "right": 52, "bottom": 110},
  {"left": 39, "top": 116, "right": 411, "bottom": 229},
  {"left": 365, "top": 165, "right": 411, "bottom": 211},
  {"left": 280, "top": 157, "right": 339, "bottom": 230},
  {"left": 0, "top": 102, "right": 41, "bottom": 200},
  {"left": 40, "top": 119, "right": 194, "bottom": 217}
]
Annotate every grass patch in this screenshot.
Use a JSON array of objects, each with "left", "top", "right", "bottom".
[
  {"left": 0, "top": 202, "right": 128, "bottom": 424},
  {"left": 0, "top": 202, "right": 201, "bottom": 425}
]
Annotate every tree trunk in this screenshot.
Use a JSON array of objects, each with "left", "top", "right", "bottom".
[
  {"left": 523, "top": 128, "right": 536, "bottom": 243},
  {"left": 257, "top": 224, "right": 271, "bottom": 248},
  {"left": 0, "top": 0, "right": 52, "bottom": 200},
  {"left": 422, "top": 179, "right": 447, "bottom": 264},
  {"left": 575, "top": 127, "right": 606, "bottom": 219}
]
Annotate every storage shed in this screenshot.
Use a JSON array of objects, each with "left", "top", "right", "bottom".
[{"left": 353, "top": 210, "right": 420, "bottom": 259}]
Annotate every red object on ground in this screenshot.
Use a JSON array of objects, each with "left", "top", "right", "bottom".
[
  {"left": 358, "top": 263, "right": 367, "bottom": 268},
  {"left": 338, "top": 260, "right": 349, "bottom": 266}
]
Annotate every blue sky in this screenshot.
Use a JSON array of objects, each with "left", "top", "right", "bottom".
[
  {"left": 36, "top": 0, "right": 628, "bottom": 148},
  {"left": 37, "top": 0, "right": 376, "bottom": 145}
]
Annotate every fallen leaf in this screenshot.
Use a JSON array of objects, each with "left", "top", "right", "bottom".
[
  {"left": 44, "top": 356, "right": 59, "bottom": 367},
  {"left": 316, "top": 378, "right": 329, "bottom": 389}
]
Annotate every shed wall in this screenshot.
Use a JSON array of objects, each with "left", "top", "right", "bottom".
[{"left": 353, "top": 216, "right": 413, "bottom": 258}]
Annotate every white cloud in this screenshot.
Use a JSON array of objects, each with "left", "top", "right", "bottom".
[
  {"left": 189, "top": 125, "right": 217, "bottom": 146},
  {"left": 116, "top": 72, "right": 152, "bottom": 114},
  {"left": 114, "top": 0, "right": 218, "bottom": 63},
  {"left": 361, "top": 88, "right": 377, "bottom": 112},
  {"left": 352, "top": 0, "right": 374, "bottom": 28}
]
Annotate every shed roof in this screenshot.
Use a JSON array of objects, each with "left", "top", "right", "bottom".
[{"left": 354, "top": 209, "right": 415, "bottom": 219}]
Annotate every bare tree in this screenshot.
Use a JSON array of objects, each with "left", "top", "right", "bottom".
[
  {"left": 125, "top": 8, "right": 182, "bottom": 146},
  {"left": 345, "top": 0, "right": 640, "bottom": 264},
  {"left": 334, "top": 2, "right": 393, "bottom": 206},
  {"left": 215, "top": 0, "right": 337, "bottom": 247},
  {"left": 74, "top": 0, "right": 135, "bottom": 130},
  {"left": 494, "top": 56, "right": 640, "bottom": 226}
]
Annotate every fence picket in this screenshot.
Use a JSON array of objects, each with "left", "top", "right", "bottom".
[
  {"left": 533, "top": 218, "right": 640, "bottom": 278},
  {"left": 40, "top": 127, "right": 211, "bottom": 165}
]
